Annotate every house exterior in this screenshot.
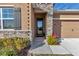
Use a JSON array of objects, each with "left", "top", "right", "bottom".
[
  {"left": 0, "top": 3, "right": 79, "bottom": 42},
  {"left": 0, "top": 3, "right": 53, "bottom": 41}
]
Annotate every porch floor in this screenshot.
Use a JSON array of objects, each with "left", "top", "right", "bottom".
[{"left": 29, "top": 37, "right": 53, "bottom": 55}]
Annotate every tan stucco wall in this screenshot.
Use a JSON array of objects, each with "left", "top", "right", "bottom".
[
  {"left": 31, "top": 6, "right": 35, "bottom": 39},
  {"left": 60, "top": 14, "right": 79, "bottom": 20},
  {"left": 54, "top": 12, "right": 79, "bottom": 20}
]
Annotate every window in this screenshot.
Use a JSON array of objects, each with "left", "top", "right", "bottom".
[
  {"left": 0, "top": 19, "right": 1, "bottom": 29},
  {"left": 0, "top": 8, "right": 21, "bottom": 30},
  {"left": 2, "top": 8, "right": 14, "bottom": 18},
  {"left": 3, "top": 20, "right": 15, "bottom": 29}
]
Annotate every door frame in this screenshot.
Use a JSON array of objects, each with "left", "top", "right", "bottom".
[{"left": 36, "top": 18, "right": 45, "bottom": 37}]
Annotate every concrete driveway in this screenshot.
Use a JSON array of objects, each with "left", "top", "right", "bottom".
[{"left": 61, "top": 38, "right": 79, "bottom": 56}]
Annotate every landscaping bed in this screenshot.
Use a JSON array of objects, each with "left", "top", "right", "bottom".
[
  {"left": 47, "top": 33, "right": 61, "bottom": 45},
  {"left": 0, "top": 37, "right": 30, "bottom": 56}
]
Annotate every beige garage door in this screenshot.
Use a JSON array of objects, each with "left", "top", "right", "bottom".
[{"left": 61, "top": 21, "right": 79, "bottom": 38}]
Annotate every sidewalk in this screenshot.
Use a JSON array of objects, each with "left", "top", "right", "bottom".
[{"left": 49, "top": 45, "right": 73, "bottom": 56}]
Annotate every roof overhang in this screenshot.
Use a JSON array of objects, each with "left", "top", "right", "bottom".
[
  {"left": 34, "top": 8, "right": 47, "bottom": 13},
  {"left": 54, "top": 9, "right": 79, "bottom": 13}
]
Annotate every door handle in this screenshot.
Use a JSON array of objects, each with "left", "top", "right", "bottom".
[{"left": 72, "top": 29, "right": 74, "bottom": 31}]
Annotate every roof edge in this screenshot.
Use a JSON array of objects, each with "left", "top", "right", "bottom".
[{"left": 53, "top": 9, "right": 79, "bottom": 13}]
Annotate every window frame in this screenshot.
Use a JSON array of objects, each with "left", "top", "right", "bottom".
[{"left": 0, "top": 8, "right": 14, "bottom": 30}]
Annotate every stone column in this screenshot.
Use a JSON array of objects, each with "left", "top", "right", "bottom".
[
  {"left": 46, "top": 4, "right": 53, "bottom": 39},
  {"left": 46, "top": 14, "right": 53, "bottom": 38}
]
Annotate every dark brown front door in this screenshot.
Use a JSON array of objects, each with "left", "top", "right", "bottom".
[{"left": 36, "top": 18, "right": 44, "bottom": 37}]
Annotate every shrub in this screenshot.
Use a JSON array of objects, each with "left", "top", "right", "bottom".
[
  {"left": 13, "top": 37, "right": 30, "bottom": 51},
  {"left": 0, "top": 37, "right": 30, "bottom": 56},
  {"left": 47, "top": 33, "right": 58, "bottom": 45},
  {"left": 2, "top": 38, "right": 14, "bottom": 48},
  {"left": 0, "top": 47, "right": 17, "bottom": 56}
]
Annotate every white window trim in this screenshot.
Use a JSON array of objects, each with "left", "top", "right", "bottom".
[
  {"left": 0, "top": 18, "right": 14, "bottom": 20},
  {"left": 1, "top": 8, "right": 3, "bottom": 29},
  {"left": 0, "top": 5, "right": 14, "bottom": 7},
  {"left": 0, "top": 8, "right": 14, "bottom": 30}
]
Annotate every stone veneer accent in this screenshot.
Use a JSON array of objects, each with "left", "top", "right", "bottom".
[
  {"left": 46, "top": 4, "right": 53, "bottom": 37},
  {"left": 0, "top": 30, "right": 30, "bottom": 39},
  {"left": 32, "top": 3, "right": 53, "bottom": 38}
]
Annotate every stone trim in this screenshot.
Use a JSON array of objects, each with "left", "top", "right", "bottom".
[{"left": 0, "top": 30, "right": 30, "bottom": 39}]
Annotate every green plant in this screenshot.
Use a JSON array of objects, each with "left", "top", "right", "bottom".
[
  {"left": 47, "top": 34, "right": 58, "bottom": 45},
  {"left": 2, "top": 38, "right": 14, "bottom": 48},
  {"left": 0, "top": 47, "right": 17, "bottom": 56},
  {"left": 0, "top": 39, "right": 4, "bottom": 49},
  {"left": 13, "top": 37, "right": 30, "bottom": 51},
  {"left": 0, "top": 37, "right": 30, "bottom": 56},
  {"left": 47, "top": 36, "right": 57, "bottom": 45}
]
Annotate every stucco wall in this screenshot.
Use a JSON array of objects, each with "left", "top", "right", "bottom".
[
  {"left": 31, "top": 5, "right": 35, "bottom": 40},
  {"left": 54, "top": 12, "right": 79, "bottom": 20},
  {"left": 60, "top": 14, "right": 79, "bottom": 20}
]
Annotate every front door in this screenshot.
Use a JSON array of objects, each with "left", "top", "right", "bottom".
[{"left": 36, "top": 18, "right": 44, "bottom": 37}]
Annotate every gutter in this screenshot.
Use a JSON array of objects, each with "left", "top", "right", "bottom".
[{"left": 53, "top": 9, "right": 79, "bottom": 13}]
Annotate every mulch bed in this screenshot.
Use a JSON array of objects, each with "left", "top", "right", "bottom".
[{"left": 18, "top": 45, "right": 31, "bottom": 56}]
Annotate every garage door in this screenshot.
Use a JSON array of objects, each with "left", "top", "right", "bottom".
[{"left": 61, "top": 21, "right": 79, "bottom": 38}]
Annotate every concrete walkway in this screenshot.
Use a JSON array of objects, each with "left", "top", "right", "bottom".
[
  {"left": 49, "top": 45, "right": 71, "bottom": 55},
  {"left": 30, "top": 37, "right": 53, "bottom": 55},
  {"left": 29, "top": 37, "right": 79, "bottom": 56},
  {"left": 61, "top": 38, "right": 79, "bottom": 56}
]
